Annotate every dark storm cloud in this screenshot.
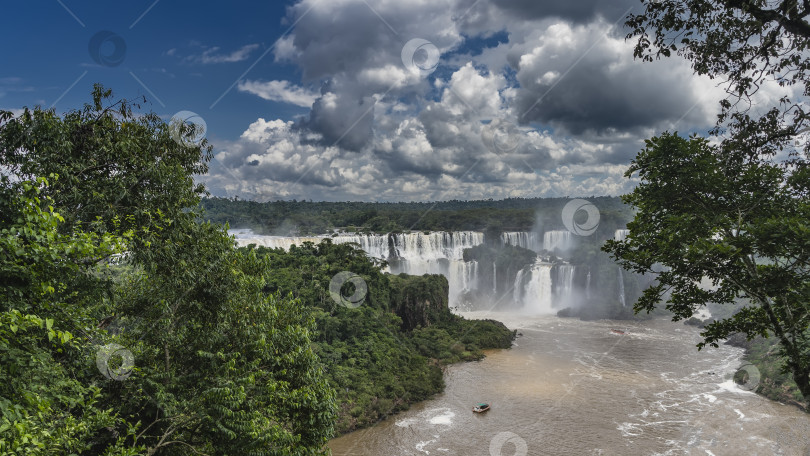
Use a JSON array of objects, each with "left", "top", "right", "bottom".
[
  {"left": 279, "top": 1, "right": 400, "bottom": 82},
  {"left": 304, "top": 92, "right": 376, "bottom": 151},
  {"left": 514, "top": 70, "right": 705, "bottom": 136},
  {"left": 273, "top": 0, "right": 465, "bottom": 153},
  {"left": 506, "top": 21, "right": 713, "bottom": 136},
  {"left": 492, "top": 0, "right": 640, "bottom": 24},
  {"left": 203, "top": 0, "right": 721, "bottom": 201}
]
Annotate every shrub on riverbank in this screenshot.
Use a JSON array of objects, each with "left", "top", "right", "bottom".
[{"left": 726, "top": 333, "right": 808, "bottom": 411}]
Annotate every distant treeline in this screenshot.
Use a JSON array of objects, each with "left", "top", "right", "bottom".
[{"left": 200, "top": 195, "right": 634, "bottom": 235}]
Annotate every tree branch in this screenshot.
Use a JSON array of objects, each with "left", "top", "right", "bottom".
[{"left": 726, "top": 0, "right": 810, "bottom": 38}]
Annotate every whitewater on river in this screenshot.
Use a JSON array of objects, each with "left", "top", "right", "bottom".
[
  {"left": 329, "top": 313, "right": 810, "bottom": 456},
  {"left": 230, "top": 229, "right": 810, "bottom": 454}
]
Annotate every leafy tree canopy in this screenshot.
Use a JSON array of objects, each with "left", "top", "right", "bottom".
[
  {"left": 0, "top": 86, "right": 336, "bottom": 455},
  {"left": 610, "top": 0, "right": 810, "bottom": 400},
  {"left": 605, "top": 131, "right": 810, "bottom": 396}
]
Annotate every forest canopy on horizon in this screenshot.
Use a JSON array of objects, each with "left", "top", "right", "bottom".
[{"left": 200, "top": 195, "right": 634, "bottom": 235}]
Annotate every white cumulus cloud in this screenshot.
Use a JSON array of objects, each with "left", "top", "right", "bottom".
[{"left": 238, "top": 80, "right": 319, "bottom": 107}]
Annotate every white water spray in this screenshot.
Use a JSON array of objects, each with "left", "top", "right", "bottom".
[
  {"left": 555, "top": 264, "right": 575, "bottom": 306},
  {"left": 543, "top": 230, "right": 572, "bottom": 252},
  {"left": 514, "top": 260, "right": 554, "bottom": 314},
  {"left": 501, "top": 232, "right": 540, "bottom": 251}
]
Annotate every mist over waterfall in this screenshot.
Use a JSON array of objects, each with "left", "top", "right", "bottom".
[
  {"left": 514, "top": 260, "right": 553, "bottom": 313},
  {"left": 543, "top": 230, "right": 572, "bottom": 253},
  {"left": 492, "top": 261, "right": 497, "bottom": 293},
  {"left": 232, "top": 230, "right": 484, "bottom": 304},
  {"left": 553, "top": 264, "right": 575, "bottom": 307},
  {"left": 501, "top": 232, "right": 540, "bottom": 251},
  {"left": 614, "top": 229, "right": 630, "bottom": 307},
  {"left": 586, "top": 268, "right": 592, "bottom": 299},
  {"left": 229, "top": 228, "right": 633, "bottom": 315}
]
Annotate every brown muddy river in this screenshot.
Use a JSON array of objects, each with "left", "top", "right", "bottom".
[{"left": 329, "top": 313, "right": 810, "bottom": 455}]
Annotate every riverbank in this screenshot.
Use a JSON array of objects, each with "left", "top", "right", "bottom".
[
  {"left": 326, "top": 311, "right": 515, "bottom": 434},
  {"left": 724, "top": 333, "right": 809, "bottom": 412},
  {"left": 324, "top": 274, "right": 516, "bottom": 434},
  {"left": 682, "top": 313, "right": 809, "bottom": 412},
  {"left": 561, "top": 295, "right": 809, "bottom": 412}
]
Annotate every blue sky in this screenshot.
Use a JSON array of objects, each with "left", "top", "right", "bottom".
[
  {"left": 1, "top": 0, "right": 734, "bottom": 202},
  {"left": 1, "top": 0, "right": 309, "bottom": 141}
]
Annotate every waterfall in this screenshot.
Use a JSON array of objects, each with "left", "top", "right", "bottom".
[
  {"left": 231, "top": 230, "right": 485, "bottom": 306},
  {"left": 233, "top": 231, "right": 485, "bottom": 262},
  {"left": 586, "top": 269, "right": 592, "bottom": 300},
  {"left": 448, "top": 260, "right": 479, "bottom": 304},
  {"left": 501, "top": 232, "right": 540, "bottom": 251},
  {"left": 333, "top": 233, "right": 391, "bottom": 259},
  {"left": 378, "top": 232, "right": 484, "bottom": 305},
  {"left": 554, "top": 264, "right": 575, "bottom": 307},
  {"left": 515, "top": 260, "right": 554, "bottom": 314},
  {"left": 612, "top": 230, "right": 630, "bottom": 307},
  {"left": 513, "top": 268, "right": 526, "bottom": 306},
  {"left": 492, "top": 261, "right": 497, "bottom": 293},
  {"left": 543, "top": 230, "right": 572, "bottom": 252},
  {"left": 614, "top": 229, "right": 630, "bottom": 242},
  {"left": 386, "top": 231, "right": 483, "bottom": 262},
  {"left": 611, "top": 230, "right": 630, "bottom": 307},
  {"left": 230, "top": 233, "right": 324, "bottom": 250}
]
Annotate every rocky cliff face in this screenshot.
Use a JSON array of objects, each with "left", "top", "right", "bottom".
[{"left": 387, "top": 273, "right": 451, "bottom": 331}]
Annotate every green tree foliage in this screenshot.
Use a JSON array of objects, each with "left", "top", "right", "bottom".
[
  {"left": 726, "top": 333, "right": 807, "bottom": 407},
  {"left": 621, "top": 0, "right": 810, "bottom": 400},
  {"left": 626, "top": 0, "right": 810, "bottom": 156},
  {"left": 604, "top": 132, "right": 810, "bottom": 398},
  {"left": 0, "top": 178, "right": 140, "bottom": 455},
  {"left": 0, "top": 87, "right": 335, "bottom": 454},
  {"left": 388, "top": 274, "right": 451, "bottom": 331},
  {"left": 0, "top": 86, "right": 207, "bottom": 244},
  {"left": 201, "top": 196, "right": 632, "bottom": 235},
  {"left": 113, "top": 235, "right": 336, "bottom": 455},
  {"left": 246, "top": 241, "right": 514, "bottom": 434}
]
